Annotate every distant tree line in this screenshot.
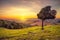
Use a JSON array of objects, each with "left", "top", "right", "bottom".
[{"left": 0, "top": 19, "right": 31, "bottom": 29}]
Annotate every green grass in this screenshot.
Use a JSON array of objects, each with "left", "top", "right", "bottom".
[{"left": 0, "top": 25, "right": 60, "bottom": 40}]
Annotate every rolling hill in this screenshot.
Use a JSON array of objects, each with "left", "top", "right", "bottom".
[{"left": 0, "top": 25, "right": 60, "bottom": 40}]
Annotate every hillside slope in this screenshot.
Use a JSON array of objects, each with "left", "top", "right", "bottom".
[{"left": 0, "top": 25, "right": 60, "bottom": 40}]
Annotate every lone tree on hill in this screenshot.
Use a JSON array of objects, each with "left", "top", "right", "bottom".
[{"left": 37, "top": 6, "right": 57, "bottom": 30}]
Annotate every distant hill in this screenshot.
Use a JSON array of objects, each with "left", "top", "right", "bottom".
[
  {"left": 0, "top": 19, "right": 31, "bottom": 29},
  {"left": 0, "top": 18, "right": 60, "bottom": 29},
  {"left": 25, "top": 18, "right": 60, "bottom": 26}
]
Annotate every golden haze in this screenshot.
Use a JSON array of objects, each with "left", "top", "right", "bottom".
[{"left": 0, "top": 7, "right": 60, "bottom": 21}]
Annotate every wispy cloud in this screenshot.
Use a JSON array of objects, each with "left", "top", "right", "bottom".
[{"left": 0, "top": 0, "right": 60, "bottom": 20}]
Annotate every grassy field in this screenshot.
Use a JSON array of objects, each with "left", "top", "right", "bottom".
[{"left": 0, "top": 25, "right": 60, "bottom": 40}]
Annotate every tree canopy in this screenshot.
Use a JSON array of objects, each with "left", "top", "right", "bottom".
[{"left": 37, "top": 6, "right": 57, "bottom": 20}]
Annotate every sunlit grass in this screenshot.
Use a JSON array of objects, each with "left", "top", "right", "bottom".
[{"left": 0, "top": 25, "right": 60, "bottom": 40}]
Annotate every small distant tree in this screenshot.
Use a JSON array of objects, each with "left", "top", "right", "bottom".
[{"left": 37, "top": 6, "right": 57, "bottom": 30}]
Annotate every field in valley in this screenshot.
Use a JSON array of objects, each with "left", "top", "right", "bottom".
[{"left": 0, "top": 25, "right": 60, "bottom": 40}]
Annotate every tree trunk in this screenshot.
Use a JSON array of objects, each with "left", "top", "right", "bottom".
[{"left": 42, "top": 19, "right": 44, "bottom": 30}]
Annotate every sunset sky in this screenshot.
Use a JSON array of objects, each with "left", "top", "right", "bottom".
[{"left": 0, "top": 0, "right": 60, "bottom": 21}]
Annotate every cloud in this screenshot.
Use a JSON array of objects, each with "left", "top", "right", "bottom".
[
  {"left": 0, "top": 0, "right": 60, "bottom": 19},
  {"left": 0, "top": 0, "right": 60, "bottom": 8}
]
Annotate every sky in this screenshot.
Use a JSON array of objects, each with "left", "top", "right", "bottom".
[{"left": 0, "top": 0, "right": 60, "bottom": 21}]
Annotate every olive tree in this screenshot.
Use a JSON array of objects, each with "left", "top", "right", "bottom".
[{"left": 37, "top": 6, "right": 57, "bottom": 30}]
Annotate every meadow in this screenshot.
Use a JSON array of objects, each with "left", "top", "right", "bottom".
[{"left": 0, "top": 25, "right": 60, "bottom": 40}]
